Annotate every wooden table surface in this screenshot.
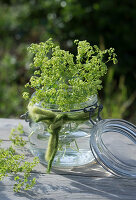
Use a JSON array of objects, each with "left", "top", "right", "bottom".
[{"left": 0, "top": 118, "right": 136, "bottom": 200}]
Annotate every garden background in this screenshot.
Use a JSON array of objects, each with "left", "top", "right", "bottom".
[{"left": 0, "top": 0, "right": 136, "bottom": 123}]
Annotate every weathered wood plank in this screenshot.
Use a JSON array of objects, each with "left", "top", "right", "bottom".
[
  {"left": 0, "top": 118, "right": 136, "bottom": 200},
  {"left": 0, "top": 118, "right": 29, "bottom": 141},
  {"left": 1, "top": 174, "right": 136, "bottom": 200}
]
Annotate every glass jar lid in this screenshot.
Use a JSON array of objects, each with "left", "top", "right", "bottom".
[{"left": 90, "top": 119, "right": 136, "bottom": 178}]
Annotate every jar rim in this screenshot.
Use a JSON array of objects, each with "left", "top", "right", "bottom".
[
  {"left": 34, "top": 94, "right": 98, "bottom": 113},
  {"left": 90, "top": 119, "right": 136, "bottom": 178}
]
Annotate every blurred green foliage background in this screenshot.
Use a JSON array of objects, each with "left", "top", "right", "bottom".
[{"left": 0, "top": 0, "right": 136, "bottom": 123}]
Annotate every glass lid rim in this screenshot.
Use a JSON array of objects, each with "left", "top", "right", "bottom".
[
  {"left": 94, "top": 118, "right": 136, "bottom": 128},
  {"left": 90, "top": 118, "right": 136, "bottom": 178}
]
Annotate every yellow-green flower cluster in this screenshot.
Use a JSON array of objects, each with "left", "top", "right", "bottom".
[
  {"left": 0, "top": 124, "right": 39, "bottom": 192},
  {"left": 23, "top": 38, "right": 117, "bottom": 111}
]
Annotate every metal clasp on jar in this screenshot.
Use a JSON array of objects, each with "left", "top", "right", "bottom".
[{"left": 83, "top": 103, "right": 103, "bottom": 125}]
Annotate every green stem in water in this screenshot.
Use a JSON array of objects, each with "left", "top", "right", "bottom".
[{"left": 46, "top": 129, "right": 59, "bottom": 173}]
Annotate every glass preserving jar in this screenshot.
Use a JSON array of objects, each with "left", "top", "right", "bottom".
[
  {"left": 22, "top": 95, "right": 136, "bottom": 178},
  {"left": 28, "top": 95, "right": 99, "bottom": 168}
]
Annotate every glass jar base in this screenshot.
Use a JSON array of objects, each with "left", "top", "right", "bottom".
[{"left": 30, "top": 144, "right": 95, "bottom": 168}]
